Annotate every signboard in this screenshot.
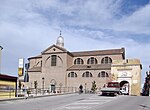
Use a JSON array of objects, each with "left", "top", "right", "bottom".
[
  {"left": 118, "top": 71, "right": 132, "bottom": 78},
  {"left": 18, "top": 68, "right": 23, "bottom": 76},
  {"left": 19, "top": 58, "right": 24, "bottom": 68},
  {"left": 133, "top": 80, "right": 138, "bottom": 84},
  {"left": 18, "top": 58, "right": 24, "bottom": 76}
]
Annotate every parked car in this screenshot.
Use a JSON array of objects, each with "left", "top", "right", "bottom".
[{"left": 120, "top": 89, "right": 129, "bottom": 95}]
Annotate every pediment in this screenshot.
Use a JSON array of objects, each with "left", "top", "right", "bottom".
[{"left": 42, "top": 44, "right": 67, "bottom": 54}]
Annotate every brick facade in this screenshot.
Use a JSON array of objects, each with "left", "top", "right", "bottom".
[{"left": 26, "top": 36, "right": 142, "bottom": 95}]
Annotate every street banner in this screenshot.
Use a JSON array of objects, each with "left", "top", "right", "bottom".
[
  {"left": 18, "top": 68, "right": 23, "bottom": 76},
  {"left": 18, "top": 58, "right": 24, "bottom": 76},
  {"left": 19, "top": 58, "right": 24, "bottom": 68}
]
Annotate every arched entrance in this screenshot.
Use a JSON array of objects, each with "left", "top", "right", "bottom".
[
  {"left": 50, "top": 79, "right": 57, "bottom": 93},
  {"left": 120, "top": 80, "right": 129, "bottom": 95}
]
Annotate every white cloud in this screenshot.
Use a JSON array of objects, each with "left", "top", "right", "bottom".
[
  {"left": 0, "top": 0, "right": 149, "bottom": 85},
  {"left": 31, "top": 0, "right": 122, "bottom": 29},
  {"left": 114, "top": 3, "right": 150, "bottom": 34}
]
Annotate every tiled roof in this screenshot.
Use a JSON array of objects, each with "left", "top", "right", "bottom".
[
  {"left": 28, "top": 55, "right": 42, "bottom": 60},
  {"left": 67, "top": 64, "right": 111, "bottom": 71},
  {"left": 0, "top": 74, "right": 17, "bottom": 81},
  {"left": 28, "top": 67, "right": 41, "bottom": 72},
  {"left": 28, "top": 44, "right": 125, "bottom": 60},
  {"left": 72, "top": 48, "right": 125, "bottom": 57}
]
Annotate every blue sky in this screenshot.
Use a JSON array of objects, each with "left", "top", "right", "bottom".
[{"left": 0, "top": 0, "right": 150, "bottom": 86}]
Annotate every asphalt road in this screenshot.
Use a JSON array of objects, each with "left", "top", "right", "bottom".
[{"left": 0, "top": 94, "right": 150, "bottom": 110}]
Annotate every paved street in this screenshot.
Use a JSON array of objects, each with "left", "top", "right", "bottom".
[{"left": 0, "top": 94, "right": 150, "bottom": 110}]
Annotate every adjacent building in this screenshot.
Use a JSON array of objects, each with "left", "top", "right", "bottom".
[
  {"left": 0, "top": 74, "right": 17, "bottom": 98},
  {"left": 111, "top": 59, "right": 142, "bottom": 96}
]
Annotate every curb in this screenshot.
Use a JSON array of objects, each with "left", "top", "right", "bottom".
[{"left": 0, "top": 92, "right": 74, "bottom": 102}]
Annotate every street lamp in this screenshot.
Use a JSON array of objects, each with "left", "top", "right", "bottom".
[
  {"left": 0, "top": 46, "right": 3, "bottom": 74},
  {"left": 42, "top": 77, "right": 45, "bottom": 95},
  {"left": 85, "top": 83, "right": 87, "bottom": 93}
]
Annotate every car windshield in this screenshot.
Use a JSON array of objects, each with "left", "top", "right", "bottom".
[{"left": 108, "top": 83, "right": 119, "bottom": 87}]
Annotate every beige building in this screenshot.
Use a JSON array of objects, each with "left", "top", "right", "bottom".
[
  {"left": 26, "top": 34, "right": 142, "bottom": 95},
  {"left": 111, "top": 59, "right": 142, "bottom": 96}
]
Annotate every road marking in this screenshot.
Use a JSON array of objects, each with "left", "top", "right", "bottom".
[
  {"left": 55, "top": 105, "right": 90, "bottom": 110},
  {"left": 72, "top": 102, "right": 100, "bottom": 105},
  {"left": 54, "top": 96, "right": 118, "bottom": 110}
]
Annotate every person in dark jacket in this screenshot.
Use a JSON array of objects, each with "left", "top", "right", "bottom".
[{"left": 79, "top": 84, "right": 83, "bottom": 93}]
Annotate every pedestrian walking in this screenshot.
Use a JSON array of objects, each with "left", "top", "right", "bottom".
[{"left": 79, "top": 84, "right": 83, "bottom": 94}]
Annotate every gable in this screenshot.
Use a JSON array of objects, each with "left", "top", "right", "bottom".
[{"left": 42, "top": 44, "right": 67, "bottom": 54}]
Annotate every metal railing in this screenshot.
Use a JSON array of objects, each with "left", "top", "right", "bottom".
[
  {"left": 17, "top": 87, "right": 78, "bottom": 97},
  {"left": 0, "top": 87, "right": 78, "bottom": 98}
]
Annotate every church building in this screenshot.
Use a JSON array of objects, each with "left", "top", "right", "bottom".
[{"left": 26, "top": 34, "right": 142, "bottom": 96}]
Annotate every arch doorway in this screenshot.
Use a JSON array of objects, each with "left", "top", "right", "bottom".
[
  {"left": 50, "top": 79, "right": 57, "bottom": 93},
  {"left": 120, "top": 81, "right": 129, "bottom": 95}
]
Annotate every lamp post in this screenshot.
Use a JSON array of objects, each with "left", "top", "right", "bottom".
[
  {"left": 85, "top": 83, "right": 87, "bottom": 93},
  {"left": 42, "top": 77, "right": 45, "bottom": 95},
  {"left": 0, "top": 46, "right": 3, "bottom": 74},
  {"left": 59, "top": 83, "right": 63, "bottom": 93}
]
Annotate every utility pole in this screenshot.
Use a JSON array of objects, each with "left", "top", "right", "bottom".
[{"left": 0, "top": 46, "right": 3, "bottom": 74}]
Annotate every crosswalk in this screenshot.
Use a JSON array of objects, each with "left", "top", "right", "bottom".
[{"left": 54, "top": 95, "right": 118, "bottom": 110}]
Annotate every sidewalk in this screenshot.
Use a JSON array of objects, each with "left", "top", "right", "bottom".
[{"left": 0, "top": 92, "right": 74, "bottom": 102}]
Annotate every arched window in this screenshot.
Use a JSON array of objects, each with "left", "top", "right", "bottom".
[
  {"left": 98, "top": 71, "right": 109, "bottom": 77},
  {"left": 68, "top": 72, "right": 77, "bottom": 78},
  {"left": 82, "top": 71, "right": 93, "bottom": 77},
  {"left": 101, "top": 57, "right": 112, "bottom": 64},
  {"left": 51, "top": 55, "right": 57, "bottom": 66},
  {"left": 87, "top": 57, "right": 98, "bottom": 64},
  {"left": 74, "top": 58, "right": 84, "bottom": 65}
]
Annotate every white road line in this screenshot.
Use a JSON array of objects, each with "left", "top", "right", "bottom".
[
  {"left": 71, "top": 102, "right": 100, "bottom": 105},
  {"left": 56, "top": 106, "right": 90, "bottom": 110},
  {"left": 54, "top": 96, "right": 118, "bottom": 110}
]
